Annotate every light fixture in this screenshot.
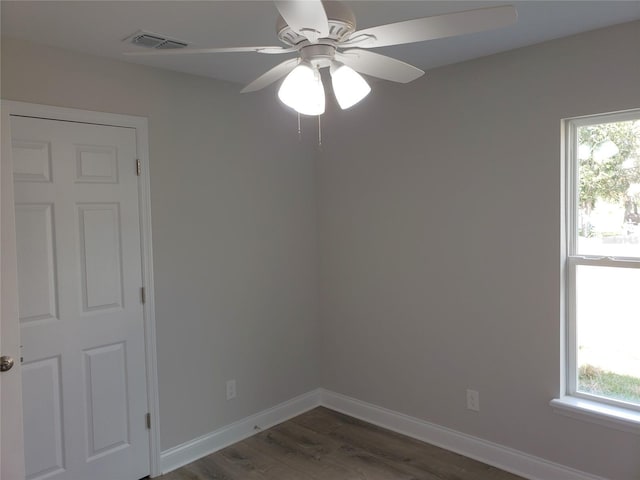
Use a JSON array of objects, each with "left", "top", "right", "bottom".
[
  {"left": 278, "top": 61, "right": 325, "bottom": 116},
  {"left": 330, "top": 61, "right": 371, "bottom": 110}
]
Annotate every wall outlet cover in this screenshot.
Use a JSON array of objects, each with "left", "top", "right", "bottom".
[
  {"left": 226, "top": 380, "right": 237, "bottom": 400},
  {"left": 466, "top": 389, "right": 480, "bottom": 412}
]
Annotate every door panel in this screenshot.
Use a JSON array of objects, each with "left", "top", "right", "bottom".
[
  {"left": 83, "top": 342, "right": 129, "bottom": 459},
  {"left": 77, "top": 203, "right": 123, "bottom": 312},
  {"left": 15, "top": 203, "right": 59, "bottom": 324},
  {"left": 12, "top": 139, "right": 52, "bottom": 183},
  {"left": 75, "top": 145, "right": 118, "bottom": 184},
  {"left": 22, "top": 356, "right": 64, "bottom": 480},
  {"left": 12, "top": 115, "right": 150, "bottom": 480}
]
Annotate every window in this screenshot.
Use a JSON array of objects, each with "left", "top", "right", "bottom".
[{"left": 564, "top": 109, "right": 640, "bottom": 417}]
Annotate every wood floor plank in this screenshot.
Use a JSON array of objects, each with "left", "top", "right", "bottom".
[
  {"left": 246, "top": 427, "right": 362, "bottom": 479},
  {"left": 273, "top": 421, "right": 439, "bottom": 480},
  {"left": 180, "top": 454, "right": 238, "bottom": 480},
  {"left": 300, "top": 407, "right": 524, "bottom": 480},
  {"left": 290, "top": 406, "right": 349, "bottom": 435},
  {"left": 302, "top": 408, "right": 503, "bottom": 480},
  {"left": 159, "top": 407, "right": 525, "bottom": 480},
  {"left": 154, "top": 471, "right": 200, "bottom": 480},
  {"left": 210, "top": 440, "right": 316, "bottom": 480}
]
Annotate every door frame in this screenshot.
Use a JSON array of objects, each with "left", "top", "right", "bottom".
[{"left": 0, "top": 100, "right": 161, "bottom": 478}]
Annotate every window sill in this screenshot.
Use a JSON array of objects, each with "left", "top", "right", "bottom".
[{"left": 550, "top": 396, "right": 640, "bottom": 434}]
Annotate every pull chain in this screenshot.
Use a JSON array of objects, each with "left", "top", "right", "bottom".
[
  {"left": 317, "top": 115, "right": 322, "bottom": 150},
  {"left": 297, "top": 112, "right": 302, "bottom": 141}
]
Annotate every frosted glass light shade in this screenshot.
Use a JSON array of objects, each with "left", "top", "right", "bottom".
[
  {"left": 330, "top": 63, "right": 371, "bottom": 110},
  {"left": 278, "top": 62, "right": 325, "bottom": 116}
]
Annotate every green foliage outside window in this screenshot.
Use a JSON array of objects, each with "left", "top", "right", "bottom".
[
  {"left": 578, "top": 121, "right": 640, "bottom": 235},
  {"left": 579, "top": 364, "right": 640, "bottom": 404}
]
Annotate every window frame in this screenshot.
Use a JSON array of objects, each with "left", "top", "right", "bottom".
[{"left": 564, "top": 108, "right": 640, "bottom": 413}]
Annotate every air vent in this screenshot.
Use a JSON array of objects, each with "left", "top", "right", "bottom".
[
  {"left": 156, "top": 40, "right": 188, "bottom": 50},
  {"left": 126, "top": 31, "right": 189, "bottom": 50}
]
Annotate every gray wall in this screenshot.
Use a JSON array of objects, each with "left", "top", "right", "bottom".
[
  {"left": 1, "top": 37, "right": 320, "bottom": 451},
  {"left": 318, "top": 21, "right": 640, "bottom": 480}
]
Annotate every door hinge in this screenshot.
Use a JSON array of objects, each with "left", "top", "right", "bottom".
[
  {"left": 146, "top": 413, "right": 151, "bottom": 430},
  {"left": 140, "top": 287, "right": 146, "bottom": 304},
  {"left": 136, "top": 158, "right": 141, "bottom": 176}
]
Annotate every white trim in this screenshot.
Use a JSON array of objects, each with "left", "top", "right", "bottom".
[
  {"left": 159, "top": 389, "right": 322, "bottom": 475},
  {"left": 319, "top": 389, "right": 607, "bottom": 480},
  {"left": 134, "top": 118, "right": 162, "bottom": 478},
  {"left": 559, "top": 118, "right": 569, "bottom": 399},
  {"left": 551, "top": 397, "right": 640, "bottom": 435},
  {"left": 569, "top": 108, "right": 640, "bottom": 128},
  {"left": 1, "top": 101, "right": 150, "bottom": 129},
  {"left": 1, "top": 100, "right": 161, "bottom": 477},
  {"left": 563, "top": 109, "right": 640, "bottom": 419}
]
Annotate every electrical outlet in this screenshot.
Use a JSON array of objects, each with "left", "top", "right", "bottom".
[
  {"left": 466, "top": 389, "right": 480, "bottom": 411},
  {"left": 226, "top": 379, "right": 236, "bottom": 400}
]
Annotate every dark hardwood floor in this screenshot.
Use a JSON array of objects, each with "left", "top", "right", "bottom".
[{"left": 159, "top": 407, "right": 524, "bottom": 480}]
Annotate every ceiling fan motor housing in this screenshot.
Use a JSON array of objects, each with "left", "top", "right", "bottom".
[
  {"left": 276, "top": 0, "right": 356, "bottom": 46},
  {"left": 300, "top": 44, "right": 337, "bottom": 68}
]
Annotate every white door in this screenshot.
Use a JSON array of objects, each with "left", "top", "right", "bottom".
[{"left": 11, "top": 115, "right": 150, "bottom": 480}]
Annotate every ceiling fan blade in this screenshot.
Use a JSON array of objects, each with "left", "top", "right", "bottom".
[
  {"left": 124, "top": 46, "right": 296, "bottom": 56},
  {"left": 274, "top": 0, "right": 329, "bottom": 41},
  {"left": 241, "top": 58, "right": 300, "bottom": 93},
  {"left": 346, "top": 5, "right": 517, "bottom": 49},
  {"left": 336, "top": 49, "right": 424, "bottom": 83}
]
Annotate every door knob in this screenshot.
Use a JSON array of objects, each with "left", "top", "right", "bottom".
[{"left": 0, "top": 356, "right": 14, "bottom": 372}]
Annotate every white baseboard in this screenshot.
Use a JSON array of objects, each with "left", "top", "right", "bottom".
[
  {"left": 159, "top": 387, "right": 606, "bottom": 480},
  {"left": 159, "top": 389, "right": 321, "bottom": 474},
  {"left": 319, "top": 389, "right": 607, "bottom": 480}
]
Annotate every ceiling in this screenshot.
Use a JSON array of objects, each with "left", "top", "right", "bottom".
[{"left": 2, "top": 1, "right": 640, "bottom": 89}]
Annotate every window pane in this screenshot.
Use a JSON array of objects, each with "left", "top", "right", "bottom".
[
  {"left": 577, "top": 120, "right": 640, "bottom": 257},
  {"left": 576, "top": 265, "right": 640, "bottom": 404}
]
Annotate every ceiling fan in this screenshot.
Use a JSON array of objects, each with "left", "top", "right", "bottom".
[{"left": 125, "top": 1, "right": 517, "bottom": 115}]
